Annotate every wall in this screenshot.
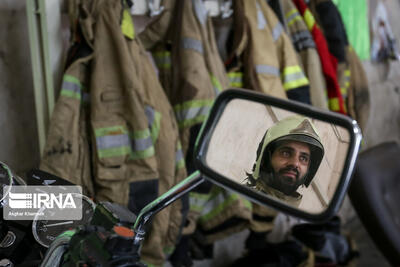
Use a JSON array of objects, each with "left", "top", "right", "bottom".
[
  {"left": 361, "top": 0, "right": 400, "bottom": 149},
  {"left": 0, "top": 0, "right": 40, "bottom": 175},
  {"left": 0, "top": 0, "right": 66, "bottom": 176}
]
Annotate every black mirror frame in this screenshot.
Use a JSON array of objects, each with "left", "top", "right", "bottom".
[{"left": 194, "top": 89, "right": 362, "bottom": 223}]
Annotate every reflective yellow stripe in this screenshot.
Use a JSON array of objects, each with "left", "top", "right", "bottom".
[
  {"left": 94, "top": 125, "right": 154, "bottom": 159},
  {"left": 341, "top": 88, "right": 347, "bottom": 97},
  {"left": 210, "top": 74, "right": 223, "bottom": 96},
  {"left": 282, "top": 66, "right": 309, "bottom": 90},
  {"left": 60, "top": 75, "right": 83, "bottom": 100},
  {"left": 303, "top": 9, "right": 316, "bottom": 32},
  {"left": 286, "top": 9, "right": 302, "bottom": 27},
  {"left": 228, "top": 72, "right": 243, "bottom": 88},
  {"left": 145, "top": 106, "right": 162, "bottom": 143},
  {"left": 197, "top": 189, "right": 251, "bottom": 223},
  {"left": 285, "top": 9, "right": 298, "bottom": 19},
  {"left": 282, "top": 65, "right": 303, "bottom": 75},
  {"left": 329, "top": 98, "right": 340, "bottom": 111},
  {"left": 153, "top": 51, "right": 171, "bottom": 69},
  {"left": 121, "top": 8, "right": 135, "bottom": 39},
  {"left": 174, "top": 100, "right": 214, "bottom": 129},
  {"left": 342, "top": 69, "right": 351, "bottom": 97}
]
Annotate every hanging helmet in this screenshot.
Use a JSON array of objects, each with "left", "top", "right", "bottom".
[{"left": 252, "top": 115, "right": 324, "bottom": 187}]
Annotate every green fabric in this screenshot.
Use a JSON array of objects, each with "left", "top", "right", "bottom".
[
  {"left": 333, "top": 0, "right": 370, "bottom": 60},
  {"left": 121, "top": 8, "right": 135, "bottom": 40}
]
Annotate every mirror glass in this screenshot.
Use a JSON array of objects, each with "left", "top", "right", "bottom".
[{"left": 205, "top": 99, "right": 350, "bottom": 214}]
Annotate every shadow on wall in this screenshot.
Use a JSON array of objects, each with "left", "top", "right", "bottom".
[{"left": 362, "top": 60, "right": 400, "bottom": 151}]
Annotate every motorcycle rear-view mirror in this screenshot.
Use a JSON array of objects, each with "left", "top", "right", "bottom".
[{"left": 194, "top": 89, "right": 362, "bottom": 222}]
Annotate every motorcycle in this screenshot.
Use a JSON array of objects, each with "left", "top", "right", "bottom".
[{"left": 0, "top": 89, "right": 362, "bottom": 266}]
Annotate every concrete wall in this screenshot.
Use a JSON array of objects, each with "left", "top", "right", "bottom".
[
  {"left": 0, "top": 0, "right": 40, "bottom": 175},
  {"left": 0, "top": 0, "right": 66, "bottom": 176}
]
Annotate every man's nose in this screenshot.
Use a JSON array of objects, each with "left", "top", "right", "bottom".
[{"left": 288, "top": 156, "right": 300, "bottom": 168}]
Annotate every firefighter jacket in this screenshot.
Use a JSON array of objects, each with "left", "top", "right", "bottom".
[
  {"left": 171, "top": 0, "right": 252, "bottom": 244},
  {"left": 138, "top": 0, "right": 176, "bottom": 98},
  {"left": 308, "top": 0, "right": 350, "bottom": 113},
  {"left": 40, "top": 56, "right": 95, "bottom": 197},
  {"left": 308, "top": 0, "right": 370, "bottom": 132},
  {"left": 138, "top": 0, "right": 253, "bottom": 247},
  {"left": 253, "top": 179, "right": 302, "bottom": 208},
  {"left": 222, "top": 0, "right": 311, "bottom": 104},
  {"left": 169, "top": 0, "right": 230, "bottom": 155},
  {"left": 293, "top": 0, "right": 347, "bottom": 114},
  {"left": 41, "top": 1, "right": 186, "bottom": 265},
  {"left": 280, "top": 0, "right": 329, "bottom": 110}
]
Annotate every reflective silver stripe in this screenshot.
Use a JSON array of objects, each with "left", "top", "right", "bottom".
[
  {"left": 284, "top": 72, "right": 306, "bottom": 83},
  {"left": 132, "top": 136, "right": 153, "bottom": 152},
  {"left": 291, "top": 30, "right": 315, "bottom": 50},
  {"left": 272, "top": 23, "right": 284, "bottom": 41},
  {"left": 295, "top": 38, "right": 315, "bottom": 50},
  {"left": 190, "top": 194, "right": 209, "bottom": 211},
  {"left": 175, "top": 105, "right": 211, "bottom": 123},
  {"left": 229, "top": 76, "right": 242, "bottom": 84},
  {"left": 62, "top": 80, "right": 81, "bottom": 94},
  {"left": 292, "top": 30, "right": 312, "bottom": 41},
  {"left": 182, "top": 37, "right": 203, "bottom": 54},
  {"left": 286, "top": 11, "right": 300, "bottom": 24},
  {"left": 255, "top": 65, "right": 280, "bottom": 76},
  {"left": 256, "top": 2, "right": 267, "bottom": 29},
  {"left": 96, "top": 134, "right": 130, "bottom": 150},
  {"left": 96, "top": 134, "right": 153, "bottom": 152},
  {"left": 153, "top": 55, "right": 171, "bottom": 67},
  {"left": 213, "top": 86, "right": 220, "bottom": 97},
  {"left": 192, "top": 0, "right": 208, "bottom": 25},
  {"left": 145, "top": 106, "right": 155, "bottom": 127},
  {"left": 199, "top": 190, "right": 235, "bottom": 217},
  {"left": 176, "top": 148, "right": 184, "bottom": 163}
]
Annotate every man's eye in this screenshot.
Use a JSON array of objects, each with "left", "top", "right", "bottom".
[
  {"left": 300, "top": 156, "right": 309, "bottom": 163},
  {"left": 281, "top": 151, "right": 290, "bottom": 157}
]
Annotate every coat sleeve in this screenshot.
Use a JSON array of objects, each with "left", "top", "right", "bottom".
[{"left": 40, "top": 57, "right": 95, "bottom": 197}]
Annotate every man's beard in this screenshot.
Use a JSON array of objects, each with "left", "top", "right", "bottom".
[{"left": 266, "top": 166, "right": 305, "bottom": 196}]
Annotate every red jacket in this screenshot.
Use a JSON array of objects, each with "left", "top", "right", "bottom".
[{"left": 292, "top": 0, "right": 346, "bottom": 114}]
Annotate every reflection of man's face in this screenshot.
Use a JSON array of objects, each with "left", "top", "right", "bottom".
[{"left": 269, "top": 141, "right": 310, "bottom": 195}]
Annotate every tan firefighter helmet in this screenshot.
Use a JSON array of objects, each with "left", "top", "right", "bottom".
[{"left": 252, "top": 115, "right": 324, "bottom": 187}]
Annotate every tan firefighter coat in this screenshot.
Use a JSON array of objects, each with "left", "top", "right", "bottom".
[
  {"left": 280, "top": 0, "right": 328, "bottom": 109},
  {"left": 41, "top": 0, "right": 186, "bottom": 265}
]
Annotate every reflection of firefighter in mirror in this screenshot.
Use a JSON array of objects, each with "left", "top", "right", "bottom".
[{"left": 246, "top": 115, "right": 324, "bottom": 207}]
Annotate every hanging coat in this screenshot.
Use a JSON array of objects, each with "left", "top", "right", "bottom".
[
  {"left": 292, "top": 0, "right": 347, "bottom": 114},
  {"left": 138, "top": 0, "right": 253, "bottom": 248},
  {"left": 222, "top": 0, "right": 311, "bottom": 104},
  {"left": 42, "top": 0, "right": 187, "bottom": 265},
  {"left": 308, "top": 0, "right": 370, "bottom": 132},
  {"left": 308, "top": 0, "right": 350, "bottom": 113},
  {"left": 40, "top": 56, "right": 95, "bottom": 197},
  {"left": 171, "top": 0, "right": 252, "bottom": 244},
  {"left": 280, "top": 0, "right": 328, "bottom": 110}
]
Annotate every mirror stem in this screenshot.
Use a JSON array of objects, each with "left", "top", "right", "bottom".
[{"left": 133, "top": 171, "right": 204, "bottom": 246}]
